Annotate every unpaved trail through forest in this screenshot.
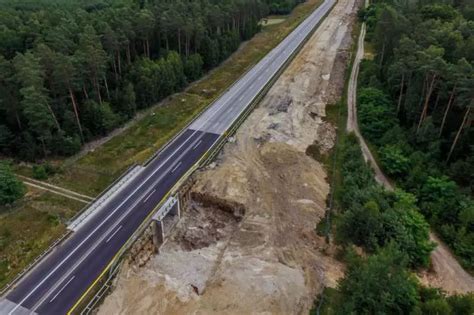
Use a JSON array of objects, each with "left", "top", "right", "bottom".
[
  {"left": 347, "top": 14, "right": 474, "bottom": 294},
  {"left": 98, "top": 0, "right": 361, "bottom": 313}
]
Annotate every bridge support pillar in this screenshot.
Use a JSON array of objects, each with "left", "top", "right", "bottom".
[
  {"left": 152, "top": 220, "right": 164, "bottom": 250},
  {"left": 151, "top": 195, "right": 181, "bottom": 251}
]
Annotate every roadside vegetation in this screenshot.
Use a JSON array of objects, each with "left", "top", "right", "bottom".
[{"left": 0, "top": 0, "right": 324, "bottom": 290}]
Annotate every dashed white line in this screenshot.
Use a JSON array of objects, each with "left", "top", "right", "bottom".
[
  {"left": 143, "top": 189, "right": 156, "bottom": 203},
  {"left": 49, "top": 276, "right": 75, "bottom": 303},
  {"left": 193, "top": 140, "right": 203, "bottom": 150},
  {"left": 105, "top": 225, "right": 123, "bottom": 244},
  {"left": 171, "top": 161, "right": 182, "bottom": 174}
]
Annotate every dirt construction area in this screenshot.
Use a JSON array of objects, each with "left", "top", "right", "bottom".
[{"left": 98, "top": 0, "right": 359, "bottom": 313}]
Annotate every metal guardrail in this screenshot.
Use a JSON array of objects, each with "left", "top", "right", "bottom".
[
  {"left": 0, "top": 164, "right": 140, "bottom": 297},
  {"left": 143, "top": 41, "right": 270, "bottom": 168},
  {"left": 67, "top": 165, "right": 143, "bottom": 231},
  {"left": 1, "top": 3, "right": 332, "bottom": 300},
  {"left": 0, "top": 230, "right": 71, "bottom": 296},
  {"left": 201, "top": 1, "right": 335, "bottom": 166},
  {"left": 80, "top": 262, "right": 121, "bottom": 315},
  {"left": 66, "top": 164, "right": 140, "bottom": 227}
]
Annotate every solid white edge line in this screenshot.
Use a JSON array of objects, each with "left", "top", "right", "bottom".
[
  {"left": 10, "top": 127, "right": 204, "bottom": 314},
  {"left": 35, "top": 127, "right": 213, "bottom": 312},
  {"left": 192, "top": 140, "right": 203, "bottom": 150}
]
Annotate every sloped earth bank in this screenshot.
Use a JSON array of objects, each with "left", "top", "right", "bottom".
[{"left": 98, "top": 0, "right": 360, "bottom": 313}]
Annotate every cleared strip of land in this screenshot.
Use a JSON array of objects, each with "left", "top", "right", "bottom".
[
  {"left": 22, "top": 182, "right": 90, "bottom": 204},
  {"left": 17, "top": 175, "right": 94, "bottom": 202}
]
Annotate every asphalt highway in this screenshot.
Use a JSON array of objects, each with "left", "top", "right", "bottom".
[{"left": 1, "top": 0, "right": 335, "bottom": 313}]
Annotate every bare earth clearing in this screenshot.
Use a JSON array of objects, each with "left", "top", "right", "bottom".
[{"left": 98, "top": 0, "right": 360, "bottom": 313}]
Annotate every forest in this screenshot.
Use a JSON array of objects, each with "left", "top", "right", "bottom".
[
  {"left": 315, "top": 0, "right": 474, "bottom": 313},
  {"left": 0, "top": 0, "right": 302, "bottom": 161},
  {"left": 316, "top": 136, "right": 474, "bottom": 314},
  {"left": 356, "top": 0, "right": 473, "bottom": 270}
]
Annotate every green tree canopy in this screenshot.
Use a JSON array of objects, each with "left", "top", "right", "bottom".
[
  {"left": 0, "top": 162, "right": 25, "bottom": 205},
  {"left": 336, "top": 245, "right": 419, "bottom": 314}
]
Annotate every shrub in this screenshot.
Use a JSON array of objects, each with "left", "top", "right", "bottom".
[
  {"left": 357, "top": 87, "right": 397, "bottom": 145},
  {"left": 0, "top": 162, "right": 25, "bottom": 205},
  {"left": 32, "top": 165, "right": 48, "bottom": 180},
  {"left": 336, "top": 245, "right": 420, "bottom": 314},
  {"left": 379, "top": 144, "right": 410, "bottom": 177}
]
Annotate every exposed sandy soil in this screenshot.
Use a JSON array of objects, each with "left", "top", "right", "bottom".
[
  {"left": 98, "top": 0, "right": 360, "bottom": 314},
  {"left": 419, "top": 234, "right": 474, "bottom": 294}
]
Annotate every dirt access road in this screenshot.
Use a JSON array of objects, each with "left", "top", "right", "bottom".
[
  {"left": 98, "top": 0, "right": 361, "bottom": 313},
  {"left": 347, "top": 14, "right": 474, "bottom": 294}
]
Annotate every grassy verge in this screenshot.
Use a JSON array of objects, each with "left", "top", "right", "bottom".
[
  {"left": 0, "top": 189, "right": 82, "bottom": 288},
  {"left": 1, "top": 0, "right": 324, "bottom": 291}
]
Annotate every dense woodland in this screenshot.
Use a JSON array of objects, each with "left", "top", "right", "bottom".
[
  {"left": 0, "top": 0, "right": 302, "bottom": 161},
  {"left": 267, "top": 0, "right": 306, "bottom": 14},
  {"left": 318, "top": 136, "right": 474, "bottom": 314},
  {"left": 315, "top": 0, "right": 474, "bottom": 313},
  {"left": 355, "top": 0, "right": 473, "bottom": 271}
]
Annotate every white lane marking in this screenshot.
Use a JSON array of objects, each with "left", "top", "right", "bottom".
[
  {"left": 34, "top": 129, "right": 212, "bottom": 311},
  {"left": 49, "top": 276, "right": 75, "bottom": 303},
  {"left": 12, "top": 127, "right": 205, "bottom": 314},
  {"left": 193, "top": 5, "right": 312, "bottom": 132},
  {"left": 171, "top": 162, "right": 182, "bottom": 174},
  {"left": 203, "top": 13, "right": 319, "bottom": 132},
  {"left": 143, "top": 189, "right": 156, "bottom": 203},
  {"left": 25, "top": 73, "right": 229, "bottom": 312},
  {"left": 12, "top": 1, "right": 335, "bottom": 312},
  {"left": 207, "top": 0, "right": 335, "bottom": 137},
  {"left": 193, "top": 140, "right": 203, "bottom": 150},
  {"left": 105, "top": 225, "right": 123, "bottom": 244}
]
